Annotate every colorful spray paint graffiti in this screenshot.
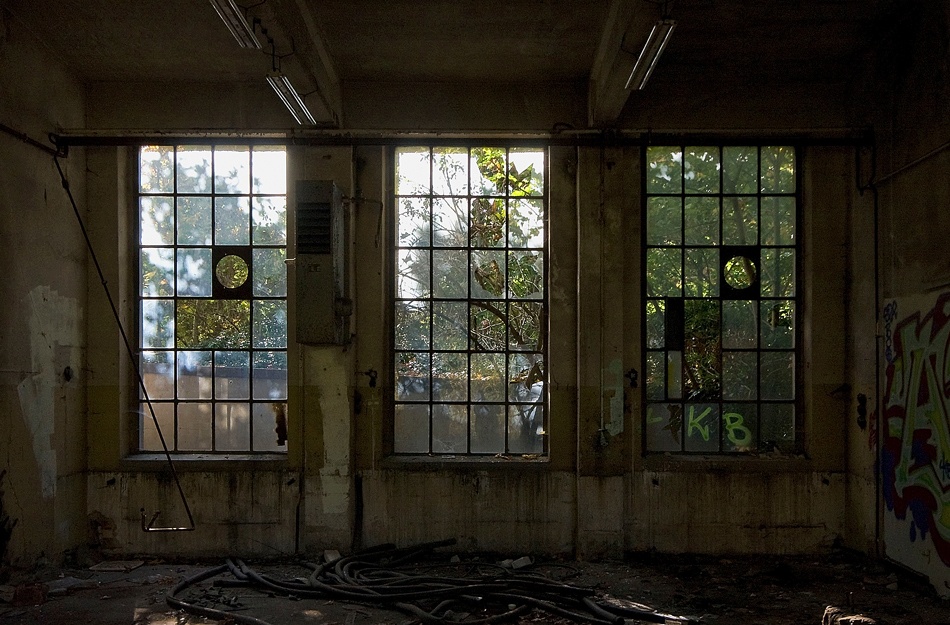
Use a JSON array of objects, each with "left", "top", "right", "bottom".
[{"left": 882, "top": 293, "right": 950, "bottom": 580}]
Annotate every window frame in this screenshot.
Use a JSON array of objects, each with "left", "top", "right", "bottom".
[
  {"left": 388, "top": 144, "right": 550, "bottom": 458},
  {"left": 135, "top": 143, "right": 290, "bottom": 455},
  {"left": 640, "top": 144, "right": 803, "bottom": 455}
]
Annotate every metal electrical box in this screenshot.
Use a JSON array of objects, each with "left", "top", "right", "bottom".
[{"left": 295, "top": 180, "right": 350, "bottom": 345}]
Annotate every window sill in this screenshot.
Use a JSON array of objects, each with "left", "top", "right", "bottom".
[
  {"left": 120, "top": 453, "right": 288, "bottom": 472},
  {"left": 381, "top": 454, "right": 549, "bottom": 471},
  {"left": 641, "top": 452, "right": 811, "bottom": 473}
]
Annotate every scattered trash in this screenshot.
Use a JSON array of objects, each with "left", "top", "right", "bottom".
[
  {"left": 46, "top": 576, "right": 98, "bottom": 596},
  {"left": 11, "top": 583, "right": 47, "bottom": 607},
  {"left": 511, "top": 556, "right": 533, "bottom": 570},
  {"left": 324, "top": 550, "right": 341, "bottom": 564},
  {"left": 89, "top": 560, "right": 144, "bottom": 572}
]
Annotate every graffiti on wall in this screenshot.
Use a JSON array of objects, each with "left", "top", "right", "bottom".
[{"left": 882, "top": 293, "right": 950, "bottom": 568}]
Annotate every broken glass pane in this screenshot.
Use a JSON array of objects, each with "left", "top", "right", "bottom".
[
  {"left": 253, "top": 402, "right": 288, "bottom": 452},
  {"left": 471, "top": 147, "right": 507, "bottom": 196},
  {"left": 761, "top": 300, "right": 795, "bottom": 348},
  {"left": 684, "top": 300, "right": 721, "bottom": 400},
  {"left": 645, "top": 402, "right": 682, "bottom": 451},
  {"left": 508, "top": 353, "right": 543, "bottom": 404},
  {"left": 646, "top": 300, "right": 665, "bottom": 349},
  {"left": 470, "top": 197, "right": 506, "bottom": 247}
]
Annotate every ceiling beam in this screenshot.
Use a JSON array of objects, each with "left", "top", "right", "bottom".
[
  {"left": 588, "top": 0, "right": 663, "bottom": 127},
  {"left": 265, "top": 0, "right": 343, "bottom": 127}
]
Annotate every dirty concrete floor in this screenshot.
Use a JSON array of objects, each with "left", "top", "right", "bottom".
[{"left": 0, "top": 550, "right": 947, "bottom": 625}]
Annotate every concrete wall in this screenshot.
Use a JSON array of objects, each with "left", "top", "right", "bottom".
[{"left": 0, "top": 6, "right": 88, "bottom": 568}]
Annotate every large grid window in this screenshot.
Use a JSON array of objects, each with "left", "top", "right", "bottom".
[
  {"left": 643, "top": 145, "right": 799, "bottom": 454},
  {"left": 393, "top": 146, "right": 547, "bottom": 455},
  {"left": 138, "top": 145, "right": 288, "bottom": 453}
]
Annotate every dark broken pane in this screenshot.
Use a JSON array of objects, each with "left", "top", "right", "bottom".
[
  {"left": 723, "top": 351, "right": 757, "bottom": 400},
  {"left": 214, "top": 402, "right": 250, "bottom": 451},
  {"left": 508, "top": 353, "right": 543, "bottom": 404},
  {"left": 432, "top": 301, "right": 468, "bottom": 350},
  {"left": 140, "top": 146, "right": 174, "bottom": 194},
  {"left": 177, "top": 351, "right": 212, "bottom": 399},
  {"left": 214, "top": 351, "right": 249, "bottom": 400},
  {"left": 253, "top": 351, "right": 287, "bottom": 400},
  {"left": 684, "top": 196, "right": 719, "bottom": 245},
  {"left": 432, "top": 250, "right": 467, "bottom": 297},
  {"left": 470, "top": 353, "right": 505, "bottom": 402},
  {"left": 396, "top": 147, "right": 431, "bottom": 195},
  {"left": 722, "top": 197, "right": 757, "bottom": 245},
  {"left": 432, "top": 146, "right": 469, "bottom": 195},
  {"left": 760, "top": 196, "right": 795, "bottom": 245},
  {"left": 683, "top": 403, "right": 719, "bottom": 452},
  {"left": 214, "top": 146, "right": 250, "bottom": 194},
  {"left": 396, "top": 352, "right": 430, "bottom": 401},
  {"left": 645, "top": 402, "right": 682, "bottom": 452},
  {"left": 667, "top": 350, "right": 683, "bottom": 399},
  {"left": 684, "top": 248, "right": 719, "bottom": 297},
  {"left": 470, "top": 301, "right": 506, "bottom": 351},
  {"left": 760, "top": 248, "right": 795, "bottom": 297},
  {"left": 395, "top": 300, "right": 430, "bottom": 350},
  {"left": 761, "top": 300, "right": 795, "bottom": 348},
  {"left": 177, "top": 196, "right": 212, "bottom": 245},
  {"left": 394, "top": 404, "right": 430, "bottom": 453},
  {"left": 761, "top": 351, "right": 794, "bottom": 400},
  {"left": 253, "top": 300, "right": 287, "bottom": 348},
  {"left": 722, "top": 300, "right": 757, "bottom": 349},
  {"left": 646, "top": 248, "right": 682, "bottom": 297},
  {"left": 470, "top": 404, "right": 505, "bottom": 453},
  {"left": 647, "top": 196, "right": 682, "bottom": 246},
  {"left": 397, "top": 198, "right": 431, "bottom": 247},
  {"left": 684, "top": 300, "right": 721, "bottom": 400},
  {"left": 433, "top": 197, "right": 467, "bottom": 247},
  {"left": 141, "top": 247, "right": 174, "bottom": 297},
  {"left": 141, "top": 351, "right": 174, "bottom": 400},
  {"left": 177, "top": 402, "right": 212, "bottom": 451},
  {"left": 722, "top": 146, "right": 757, "bottom": 194},
  {"left": 253, "top": 402, "right": 288, "bottom": 452},
  {"left": 176, "top": 146, "right": 212, "bottom": 194},
  {"left": 722, "top": 404, "right": 757, "bottom": 451},
  {"left": 432, "top": 352, "right": 467, "bottom": 402},
  {"left": 646, "top": 147, "right": 682, "bottom": 194},
  {"left": 215, "top": 197, "right": 250, "bottom": 245},
  {"left": 509, "top": 301, "right": 543, "bottom": 351},
  {"left": 761, "top": 146, "right": 795, "bottom": 193},
  {"left": 684, "top": 147, "right": 720, "bottom": 194},
  {"left": 177, "top": 300, "right": 250, "bottom": 349},
  {"left": 139, "top": 402, "right": 174, "bottom": 451},
  {"left": 646, "top": 300, "right": 665, "bottom": 349},
  {"left": 432, "top": 404, "right": 467, "bottom": 453},
  {"left": 140, "top": 196, "right": 174, "bottom": 245}
]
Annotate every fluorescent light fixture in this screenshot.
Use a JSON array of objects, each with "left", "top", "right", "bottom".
[
  {"left": 209, "top": 0, "right": 261, "bottom": 49},
  {"left": 266, "top": 72, "right": 318, "bottom": 125},
  {"left": 625, "top": 18, "right": 677, "bottom": 90}
]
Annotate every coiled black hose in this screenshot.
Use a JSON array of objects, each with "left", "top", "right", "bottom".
[{"left": 166, "top": 539, "right": 696, "bottom": 625}]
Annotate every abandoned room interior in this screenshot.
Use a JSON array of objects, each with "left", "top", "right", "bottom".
[{"left": 2, "top": 0, "right": 950, "bottom": 622}]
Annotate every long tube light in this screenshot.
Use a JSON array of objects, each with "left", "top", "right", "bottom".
[
  {"left": 266, "top": 72, "right": 318, "bottom": 125},
  {"left": 209, "top": 0, "right": 261, "bottom": 49},
  {"left": 625, "top": 18, "right": 677, "bottom": 90}
]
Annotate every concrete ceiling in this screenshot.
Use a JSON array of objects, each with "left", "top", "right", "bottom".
[{"left": 2, "top": 0, "right": 901, "bottom": 128}]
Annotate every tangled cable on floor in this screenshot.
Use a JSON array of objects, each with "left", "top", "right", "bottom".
[{"left": 166, "top": 539, "right": 695, "bottom": 625}]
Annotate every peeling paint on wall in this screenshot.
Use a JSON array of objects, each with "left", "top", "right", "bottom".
[
  {"left": 881, "top": 292, "right": 950, "bottom": 597},
  {"left": 16, "top": 286, "right": 81, "bottom": 499}
]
